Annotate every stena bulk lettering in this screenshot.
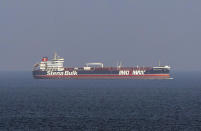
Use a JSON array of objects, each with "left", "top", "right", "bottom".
[
  {"left": 47, "top": 71, "right": 64, "bottom": 75},
  {"left": 73, "top": 71, "right": 78, "bottom": 75},
  {"left": 64, "top": 71, "right": 78, "bottom": 75},
  {"left": 47, "top": 71, "right": 51, "bottom": 75}
]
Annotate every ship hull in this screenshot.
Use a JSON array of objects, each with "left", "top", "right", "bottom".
[
  {"left": 33, "top": 75, "right": 170, "bottom": 79},
  {"left": 32, "top": 69, "right": 170, "bottom": 79}
]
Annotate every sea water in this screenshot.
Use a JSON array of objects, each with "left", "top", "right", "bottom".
[{"left": 0, "top": 71, "right": 201, "bottom": 130}]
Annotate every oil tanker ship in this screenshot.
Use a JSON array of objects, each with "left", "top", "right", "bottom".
[{"left": 32, "top": 53, "right": 171, "bottom": 79}]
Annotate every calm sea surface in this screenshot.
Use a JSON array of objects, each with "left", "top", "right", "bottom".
[{"left": 0, "top": 71, "right": 201, "bottom": 131}]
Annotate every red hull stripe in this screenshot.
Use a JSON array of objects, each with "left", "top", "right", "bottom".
[{"left": 34, "top": 74, "right": 170, "bottom": 77}]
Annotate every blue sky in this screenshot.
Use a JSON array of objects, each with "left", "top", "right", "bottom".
[{"left": 1, "top": 0, "right": 201, "bottom": 70}]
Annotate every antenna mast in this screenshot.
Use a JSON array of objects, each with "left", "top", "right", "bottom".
[{"left": 54, "top": 52, "right": 57, "bottom": 60}]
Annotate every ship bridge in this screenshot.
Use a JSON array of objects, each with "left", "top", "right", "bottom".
[{"left": 39, "top": 52, "right": 64, "bottom": 71}]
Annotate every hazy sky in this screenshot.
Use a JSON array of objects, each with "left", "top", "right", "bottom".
[{"left": 1, "top": 0, "right": 201, "bottom": 71}]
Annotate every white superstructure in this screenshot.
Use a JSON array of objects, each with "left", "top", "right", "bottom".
[{"left": 39, "top": 52, "right": 64, "bottom": 71}]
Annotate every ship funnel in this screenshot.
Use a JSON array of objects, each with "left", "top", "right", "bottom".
[{"left": 42, "top": 57, "right": 48, "bottom": 62}]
